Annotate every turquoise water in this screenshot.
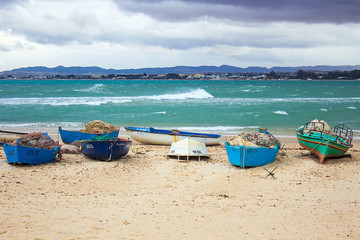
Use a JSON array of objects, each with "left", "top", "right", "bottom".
[{"left": 0, "top": 79, "right": 359, "bottom": 137}]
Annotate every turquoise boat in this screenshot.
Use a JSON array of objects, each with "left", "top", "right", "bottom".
[
  {"left": 296, "top": 121, "right": 353, "bottom": 163},
  {"left": 225, "top": 128, "right": 280, "bottom": 167}
]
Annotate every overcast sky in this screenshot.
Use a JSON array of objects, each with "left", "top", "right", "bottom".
[{"left": 1, "top": 0, "right": 360, "bottom": 71}]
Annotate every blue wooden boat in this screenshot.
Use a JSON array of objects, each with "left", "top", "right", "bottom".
[
  {"left": 225, "top": 128, "right": 280, "bottom": 167},
  {"left": 125, "top": 127, "right": 221, "bottom": 145},
  {"left": 80, "top": 138, "right": 132, "bottom": 161},
  {"left": 3, "top": 143, "right": 60, "bottom": 165},
  {"left": 59, "top": 126, "right": 119, "bottom": 144}
]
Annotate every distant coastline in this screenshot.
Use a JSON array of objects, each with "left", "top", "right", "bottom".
[
  {"left": 1, "top": 65, "right": 360, "bottom": 81},
  {"left": 1, "top": 71, "right": 360, "bottom": 81}
]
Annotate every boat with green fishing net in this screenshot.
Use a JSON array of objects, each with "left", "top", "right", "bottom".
[{"left": 296, "top": 120, "right": 353, "bottom": 163}]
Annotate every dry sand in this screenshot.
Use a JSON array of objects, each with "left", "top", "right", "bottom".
[{"left": 0, "top": 137, "right": 359, "bottom": 239}]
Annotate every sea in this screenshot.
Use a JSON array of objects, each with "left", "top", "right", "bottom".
[{"left": 0, "top": 79, "right": 359, "bottom": 138}]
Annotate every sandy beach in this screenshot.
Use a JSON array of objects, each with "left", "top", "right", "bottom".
[{"left": 0, "top": 136, "right": 359, "bottom": 240}]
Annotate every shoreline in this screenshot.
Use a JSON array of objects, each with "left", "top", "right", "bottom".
[{"left": 1, "top": 126, "right": 359, "bottom": 144}]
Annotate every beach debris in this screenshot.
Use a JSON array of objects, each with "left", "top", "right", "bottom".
[
  {"left": 81, "top": 120, "right": 118, "bottom": 134},
  {"left": 61, "top": 144, "right": 81, "bottom": 154},
  {"left": 217, "top": 194, "right": 230, "bottom": 198},
  {"left": 264, "top": 166, "right": 278, "bottom": 179},
  {"left": 229, "top": 131, "right": 279, "bottom": 148},
  {"left": 167, "top": 138, "right": 209, "bottom": 162},
  {"left": 11, "top": 132, "right": 59, "bottom": 150}
]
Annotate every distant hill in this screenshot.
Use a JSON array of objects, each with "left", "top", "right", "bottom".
[{"left": 1, "top": 64, "right": 360, "bottom": 76}]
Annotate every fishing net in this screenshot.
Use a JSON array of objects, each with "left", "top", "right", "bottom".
[
  {"left": 90, "top": 135, "right": 118, "bottom": 141},
  {"left": 80, "top": 120, "right": 118, "bottom": 134},
  {"left": 302, "top": 119, "right": 333, "bottom": 135},
  {"left": 13, "top": 132, "right": 59, "bottom": 150},
  {"left": 229, "top": 131, "right": 279, "bottom": 148},
  {"left": 88, "top": 135, "right": 129, "bottom": 141}
]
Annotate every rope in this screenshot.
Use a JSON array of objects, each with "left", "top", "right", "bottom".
[
  {"left": 281, "top": 137, "right": 328, "bottom": 157},
  {"left": 106, "top": 138, "right": 118, "bottom": 162},
  {"left": 131, "top": 127, "right": 146, "bottom": 155},
  {"left": 242, "top": 146, "right": 245, "bottom": 169}
]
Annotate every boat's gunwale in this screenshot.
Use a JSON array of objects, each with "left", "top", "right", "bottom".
[
  {"left": 81, "top": 139, "right": 131, "bottom": 144},
  {"left": 0, "top": 129, "right": 28, "bottom": 135},
  {"left": 59, "top": 126, "right": 120, "bottom": 135},
  {"left": 124, "top": 127, "right": 221, "bottom": 139},
  {"left": 224, "top": 143, "right": 277, "bottom": 150}
]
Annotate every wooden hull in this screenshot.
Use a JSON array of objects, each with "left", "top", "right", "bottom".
[
  {"left": 125, "top": 127, "right": 221, "bottom": 146},
  {"left": 59, "top": 127, "right": 119, "bottom": 144},
  {"left": 3, "top": 144, "right": 60, "bottom": 165},
  {"left": 296, "top": 133, "right": 350, "bottom": 163},
  {"left": 81, "top": 139, "right": 131, "bottom": 161},
  {"left": 0, "top": 130, "right": 27, "bottom": 143},
  {"left": 225, "top": 142, "right": 279, "bottom": 167}
]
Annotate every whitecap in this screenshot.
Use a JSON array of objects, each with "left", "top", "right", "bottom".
[
  {"left": 140, "top": 89, "right": 214, "bottom": 100},
  {"left": 348, "top": 106, "right": 357, "bottom": 110},
  {"left": 153, "top": 111, "right": 166, "bottom": 114},
  {"left": 74, "top": 84, "right": 105, "bottom": 93},
  {"left": 320, "top": 108, "right": 328, "bottom": 112},
  {"left": 273, "top": 111, "right": 288, "bottom": 115}
]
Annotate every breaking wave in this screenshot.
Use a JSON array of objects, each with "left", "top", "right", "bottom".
[
  {"left": 0, "top": 89, "right": 214, "bottom": 106},
  {"left": 140, "top": 89, "right": 213, "bottom": 100}
]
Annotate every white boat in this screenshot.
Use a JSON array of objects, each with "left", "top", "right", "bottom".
[
  {"left": 125, "top": 127, "right": 221, "bottom": 146},
  {"left": 0, "top": 130, "right": 27, "bottom": 143},
  {"left": 167, "top": 138, "right": 209, "bottom": 161}
]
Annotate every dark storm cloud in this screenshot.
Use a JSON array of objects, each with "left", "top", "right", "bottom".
[{"left": 113, "top": 0, "right": 360, "bottom": 23}]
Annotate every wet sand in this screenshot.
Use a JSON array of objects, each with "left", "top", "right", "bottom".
[{"left": 0, "top": 137, "right": 359, "bottom": 239}]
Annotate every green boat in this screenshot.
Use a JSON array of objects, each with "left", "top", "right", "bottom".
[{"left": 296, "top": 120, "right": 353, "bottom": 163}]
